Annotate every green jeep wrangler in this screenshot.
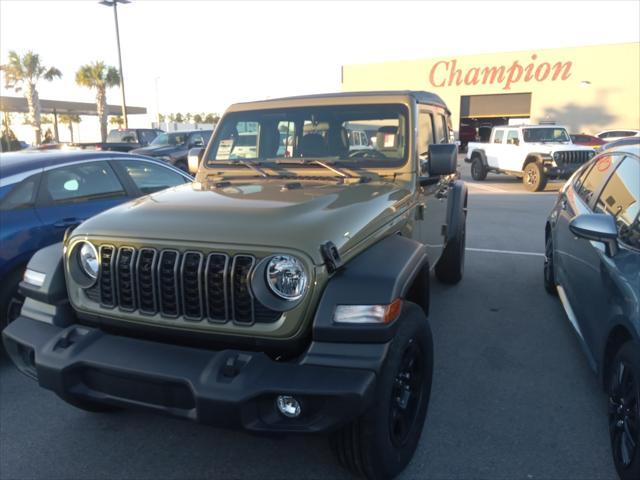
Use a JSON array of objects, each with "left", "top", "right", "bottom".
[{"left": 3, "top": 91, "right": 468, "bottom": 479}]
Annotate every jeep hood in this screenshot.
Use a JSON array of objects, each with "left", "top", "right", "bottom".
[
  {"left": 524, "top": 142, "right": 594, "bottom": 153},
  {"left": 73, "top": 179, "right": 413, "bottom": 264}
]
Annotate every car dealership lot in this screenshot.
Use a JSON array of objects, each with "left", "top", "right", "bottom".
[{"left": 0, "top": 160, "right": 617, "bottom": 480}]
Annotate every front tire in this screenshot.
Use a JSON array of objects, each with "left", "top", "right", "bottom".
[
  {"left": 523, "top": 162, "right": 547, "bottom": 192},
  {"left": 543, "top": 232, "right": 557, "bottom": 295},
  {"left": 435, "top": 198, "right": 467, "bottom": 285},
  {"left": 330, "top": 303, "right": 433, "bottom": 479},
  {"left": 608, "top": 342, "right": 640, "bottom": 480}
]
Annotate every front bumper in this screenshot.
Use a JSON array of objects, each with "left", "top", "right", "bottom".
[
  {"left": 3, "top": 316, "right": 378, "bottom": 433},
  {"left": 543, "top": 163, "right": 581, "bottom": 179}
]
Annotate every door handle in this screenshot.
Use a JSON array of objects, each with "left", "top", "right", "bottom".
[{"left": 53, "top": 217, "right": 83, "bottom": 228}]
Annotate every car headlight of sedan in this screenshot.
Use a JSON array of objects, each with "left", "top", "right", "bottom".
[
  {"left": 266, "top": 255, "right": 308, "bottom": 301},
  {"left": 68, "top": 241, "right": 99, "bottom": 288}
]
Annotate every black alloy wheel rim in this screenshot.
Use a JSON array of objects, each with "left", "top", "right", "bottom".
[
  {"left": 609, "top": 360, "right": 639, "bottom": 468},
  {"left": 389, "top": 338, "right": 425, "bottom": 448}
]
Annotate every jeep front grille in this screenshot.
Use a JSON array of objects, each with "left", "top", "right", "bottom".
[
  {"left": 555, "top": 150, "right": 592, "bottom": 166},
  {"left": 95, "top": 246, "right": 280, "bottom": 325}
]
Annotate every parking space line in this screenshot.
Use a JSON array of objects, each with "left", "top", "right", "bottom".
[
  {"left": 466, "top": 183, "right": 507, "bottom": 193},
  {"left": 466, "top": 247, "right": 544, "bottom": 257}
]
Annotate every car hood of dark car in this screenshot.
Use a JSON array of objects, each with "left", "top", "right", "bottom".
[
  {"left": 130, "top": 144, "right": 186, "bottom": 157},
  {"left": 72, "top": 179, "right": 413, "bottom": 265}
]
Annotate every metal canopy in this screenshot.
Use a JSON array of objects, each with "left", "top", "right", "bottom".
[{"left": 0, "top": 95, "right": 146, "bottom": 116}]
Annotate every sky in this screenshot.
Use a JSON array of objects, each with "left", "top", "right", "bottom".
[{"left": 1, "top": 0, "right": 639, "bottom": 138}]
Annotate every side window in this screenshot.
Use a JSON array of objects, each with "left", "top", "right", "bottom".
[
  {"left": 41, "top": 162, "right": 125, "bottom": 204},
  {"left": 506, "top": 130, "right": 519, "bottom": 145},
  {"left": 189, "top": 133, "right": 205, "bottom": 147},
  {"left": 417, "top": 111, "right": 434, "bottom": 156},
  {"left": 433, "top": 114, "right": 446, "bottom": 143},
  {"left": 578, "top": 154, "right": 622, "bottom": 205},
  {"left": 493, "top": 130, "right": 505, "bottom": 144},
  {"left": 118, "top": 160, "right": 189, "bottom": 194},
  {"left": 140, "top": 130, "right": 158, "bottom": 145},
  {"left": 0, "top": 175, "right": 39, "bottom": 211},
  {"left": 595, "top": 156, "right": 640, "bottom": 249}
]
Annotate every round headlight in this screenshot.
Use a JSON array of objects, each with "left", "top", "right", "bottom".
[
  {"left": 266, "top": 255, "right": 307, "bottom": 300},
  {"left": 78, "top": 242, "right": 99, "bottom": 280}
]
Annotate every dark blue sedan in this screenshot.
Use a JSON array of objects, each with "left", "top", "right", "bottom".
[
  {"left": 0, "top": 150, "right": 192, "bottom": 327},
  {"left": 545, "top": 141, "right": 640, "bottom": 480}
]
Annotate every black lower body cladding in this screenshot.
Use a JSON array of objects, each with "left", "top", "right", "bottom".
[{"left": 2, "top": 316, "right": 380, "bottom": 433}]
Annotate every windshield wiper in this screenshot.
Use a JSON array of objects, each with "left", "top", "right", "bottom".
[{"left": 231, "top": 159, "right": 270, "bottom": 177}]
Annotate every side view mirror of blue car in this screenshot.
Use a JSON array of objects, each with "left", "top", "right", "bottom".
[{"left": 569, "top": 213, "right": 618, "bottom": 256}]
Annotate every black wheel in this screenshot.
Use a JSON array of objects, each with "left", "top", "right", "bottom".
[
  {"left": 470, "top": 157, "right": 487, "bottom": 181},
  {"left": 0, "top": 268, "right": 25, "bottom": 330},
  {"left": 543, "top": 232, "right": 557, "bottom": 295},
  {"left": 330, "top": 303, "right": 433, "bottom": 479},
  {"left": 435, "top": 197, "right": 467, "bottom": 285},
  {"left": 523, "top": 162, "right": 547, "bottom": 192},
  {"left": 608, "top": 342, "right": 640, "bottom": 480}
]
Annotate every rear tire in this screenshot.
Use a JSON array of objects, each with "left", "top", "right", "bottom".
[
  {"left": 543, "top": 232, "right": 557, "bottom": 295},
  {"left": 607, "top": 342, "right": 640, "bottom": 480},
  {"left": 435, "top": 199, "right": 467, "bottom": 285},
  {"left": 471, "top": 157, "right": 487, "bottom": 181},
  {"left": 523, "top": 162, "right": 547, "bottom": 192},
  {"left": 330, "top": 303, "right": 433, "bottom": 479}
]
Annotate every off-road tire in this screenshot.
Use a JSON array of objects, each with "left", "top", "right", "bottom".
[
  {"left": 543, "top": 233, "right": 557, "bottom": 295},
  {"left": 330, "top": 302, "right": 433, "bottom": 479},
  {"left": 0, "top": 268, "right": 25, "bottom": 331},
  {"left": 470, "top": 157, "right": 487, "bottom": 181},
  {"left": 435, "top": 200, "right": 467, "bottom": 285},
  {"left": 607, "top": 341, "right": 640, "bottom": 480},
  {"left": 523, "top": 162, "right": 547, "bottom": 192}
]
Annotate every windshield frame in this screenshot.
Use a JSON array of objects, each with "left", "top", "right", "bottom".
[{"left": 203, "top": 103, "right": 412, "bottom": 171}]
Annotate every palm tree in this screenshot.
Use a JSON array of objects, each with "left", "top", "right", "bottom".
[
  {"left": 0, "top": 51, "right": 62, "bottom": 144},
  {"left": 75, "top": 62, "right": 120, "bottom": 142},
  {"left": 59, "top": 114, "right": 81, "bottom": 143},
  {"left": 109, "top": 115, "right": 124, "bottom": 127}
]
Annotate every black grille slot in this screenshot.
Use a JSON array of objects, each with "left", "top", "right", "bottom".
[
  {"left": 205, "top": 254, "right": 228, "bottom": 322},
  {"left": 136, "top": 248, "right": 157, "bottom": 314},
  {"left": 557, "top": 150, "right": 590, "bottom": 165},
  {"left": 158, "top": 250, "right": 180, "bottom": 317},
  {"left": 99, "top": 245, "right": 115, "bottom": 307},
  {"left": 116, "top": 247, "right": 136, "bottom": 311},
  {"left": 181, "top": 252, "right": 203, "bottom": 320},
  {"left": 231, "top": 256, "right": 255, "bottom": 324}
]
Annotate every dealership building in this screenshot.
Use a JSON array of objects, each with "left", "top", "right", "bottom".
[{"left": 341, "top": 42, "right": 639, "bottom": 137}]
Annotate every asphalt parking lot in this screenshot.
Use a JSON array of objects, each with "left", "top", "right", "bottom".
[{"left": 0, "top": 159, "right": 617, "bottom": 480}]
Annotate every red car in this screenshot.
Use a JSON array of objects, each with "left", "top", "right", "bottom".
[{"left": 570, "top": 133, "right": 605, "bottom": 149}]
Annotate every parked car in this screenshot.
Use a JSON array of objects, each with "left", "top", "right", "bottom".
[
  {"left": 131, "top": 130, "right": 213, "bottom": 171},
  {"left": 458, "top": 124, "right": 477, "bottom": 152},
  {"left": 602, "top": 136, "right": 640, "bottom": 151},
  {"left": 74, "top": 128, "right": 164, "bottom": 152},
  {"left": 3, "top": 91, "right": 467, "bottom": 479},
  {"left": 465, "top": 125, "right": 595, "bottom": 191},
  {"left": 570, "top": 133, "right": 606, "bottom": 150},
  {"left": 0, "top": 150, "right": 192, "bottom": 328},
  {"left": 596, "top": 130, "right": 640, "bottom": 143},
  {"left": 544, "top": 140, "right": 640, "bottom": 480}
]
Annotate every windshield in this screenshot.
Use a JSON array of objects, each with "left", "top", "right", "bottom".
[
  {"left": 150, "top": 132, "right": 189, "bottom": 146},
  {"left": 205, "top": 104, "right": 409, "bottom": 168},
  {"left": 522, "top": 128, "right": 570, "bottom": 143},
  {"left": 106, "top": 130, "right": 138, "bottom": 143}
]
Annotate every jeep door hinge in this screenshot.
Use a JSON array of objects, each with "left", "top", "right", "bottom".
[{"left": 320, "top": 241, "right": 343, "bottom": 274}]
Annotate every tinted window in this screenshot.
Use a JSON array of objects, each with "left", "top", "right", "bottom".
[
  {"left": 119, "top": 160, "right": 189, "bottom": 194},
  {"left": 595, "top": 156, "right": 640, "bottom": 249},
  {"left": 139, "top": 130, "right": 159, "bottom": 145},
  {"left": 107, "top": 130, "right": 138, "bottom": 143},
  {"left": 506, "top": 130, "right": 519, "bottom": 145},
  {"left": 418, "top": 111, "right": 434, "bottom": 155},
  {"left": 0, "top": 175, "right": 38, "bottom": 211},
  {"left": 41, "top": 162, "right": 125, "bottom": 204},
  {"left": 493, "top": 130, "right": 505, "bottom": 144},
  {"left": 578, "top": 154, "right": 622, "bottom": 205},
  {"left": 434, "top": 114, "right": 447, "bottom": 143}
]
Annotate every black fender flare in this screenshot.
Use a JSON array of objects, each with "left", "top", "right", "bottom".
[
  {"left": 522, "top": 153, "right": 551, "bottom": 171},
  {"left": 311, "top": 234, "right": 429, "bottom": 343},
  {"left": 18, "top": 242, "right": 67, "bottom": 305},
  {"left": 470, "top": 149, "right": 488, "bottom": 168},
  {"left": 445, "top": 180, "right": 468, "bottom": 244}
]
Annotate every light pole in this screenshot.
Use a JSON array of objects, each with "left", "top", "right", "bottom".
[
  {"left": 99, "top": 0, "right": 129, "bottom": 129},
  {"left": 154, "top": 76, "right": 161, "bottom": 127}
]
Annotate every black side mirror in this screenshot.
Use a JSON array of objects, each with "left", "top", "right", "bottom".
[
  {"left": 188, "top": 147, "right": 204, "bottom": 174},
  {"left": 569, "top": 213, "right": 618, "bottom": 256},
  {"left": 427, "top": 143, "right": 457, "bottom": 176}
]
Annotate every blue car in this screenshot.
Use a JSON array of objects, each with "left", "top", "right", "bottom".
[
  {"left": 0, "top": 150, "right": 192, "bottom": 327},
  {"left": 545, "top": 141, "right": 640, "bottom": 480}
]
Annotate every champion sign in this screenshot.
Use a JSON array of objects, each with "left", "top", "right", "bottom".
[{"left": 428, "top": 54, "right": 573, "bottom": 91}]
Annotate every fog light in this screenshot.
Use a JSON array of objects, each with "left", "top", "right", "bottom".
[{"left": 276, "top": 395, "right": 301, "bottom": 418}]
